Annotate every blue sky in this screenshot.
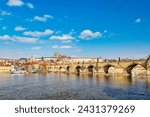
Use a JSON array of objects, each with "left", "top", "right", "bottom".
[{"left": 0, "top": 0, "right": 150, "bottom": 59}]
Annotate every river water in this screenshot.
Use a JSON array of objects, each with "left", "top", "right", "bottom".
[{"left": 0, "top": 73, "right": 150, "bottom": 100}]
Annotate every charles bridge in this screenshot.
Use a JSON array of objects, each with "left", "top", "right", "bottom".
[{"left": 46, "top": 56, "right": 150, "bottom": 76}]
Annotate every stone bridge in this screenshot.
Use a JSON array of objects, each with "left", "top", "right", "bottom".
[{"left": 46, "top": 57, "right": 150, "bottom": 76}]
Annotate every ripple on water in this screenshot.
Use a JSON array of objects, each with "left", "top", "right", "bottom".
[{"left": 0, "top": 73, "right": 150, "bottom": 100}]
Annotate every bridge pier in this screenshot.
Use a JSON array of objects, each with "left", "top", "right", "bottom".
[
  {"left": 54, "top": 69, "right": 59, "bottom": 73},
  {"left": 94, "top": 68, "right": 105, "bottom": 74},
  {"left": 115, "top": 67, "right": 130, "bottom": 76},
  {"left": 147, "top": 68, "right": 150, "bottom": 77},
  {"left": 80, "top": 69, "right": 89, "bottom": 74},
  {"left": 65, "top": 66, "right": 75, "bottom": 74},
  {"left": 59, "top": 68, "right": 66, "bottom": 73}
]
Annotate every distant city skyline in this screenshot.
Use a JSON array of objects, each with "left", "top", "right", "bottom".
[{"left": 0, "top": 0, "right": 150, "bottom": 59}]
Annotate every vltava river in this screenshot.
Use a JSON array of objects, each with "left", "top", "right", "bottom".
[{"left": 0, "top": 73, "right": 150, "bottom": 100}]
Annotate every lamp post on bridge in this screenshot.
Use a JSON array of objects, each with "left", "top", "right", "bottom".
[{"left": 95, "top": 58, "right": 99, "bottom": 71}]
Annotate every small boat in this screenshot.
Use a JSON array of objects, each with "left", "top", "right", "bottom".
[
  {"left": 11, "top": 70, "right": 25, "bottom": 74},
  {"left": 11, "top": 68, "right": 25, "bottom": 74},
  {"left": 27, "top": 69, "right": 37, "bottom": 73}
]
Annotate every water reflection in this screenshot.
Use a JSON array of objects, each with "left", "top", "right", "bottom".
[
  {"left": 0, "top": 73, "right": 150, "bottom": 100},
  {"left": 0, "top": 73, "right": 11, "bottom": 79}
]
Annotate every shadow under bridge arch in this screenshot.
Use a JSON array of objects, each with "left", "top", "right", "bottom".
[
  {"left": 126, "top": 63, "right": 146, "bottom": 76},
  {"left": 87, "top": 65, "right": 95, "bottom": 74},
  {"left": 103, "top": 64, "right": 116, "bottom": 74}
]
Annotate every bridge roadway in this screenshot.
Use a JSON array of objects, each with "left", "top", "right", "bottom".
[{"left": 46, "top": 57, "right": 150, "bottom": 76}]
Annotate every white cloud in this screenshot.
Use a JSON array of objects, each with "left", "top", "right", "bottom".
[
  {"left": 33, "top": 15, "right": 53, "bottom": 22},
  {"left": 0, "top": 35, "right": 38, "bottom": 43},
  {"left": 52, "top": 45, "right": 59, "bottom": 49},
  {"left": 13, "top": 36, "right": 38, "bottom": 43},
  {"left": 23, "top": 29, "right": 54, "bottom": 37},
  {"left": 60, "top": 46, "right": 73, "bottom": 49},
  {"left": 52, "top": 45, "right": 73, "bottom": 49},
  {"left": 15, "top": 26, "right": 27, "bottom": 31},
  {"left": 135, "top": 18, "right": 141, "bottom": 23},
  {"left": 62, "top": 40, "right": 72, "bottom": 43},
  {"left": 31, "top": 46, "right": 42, "bottom": 50},
  {"left": 26, "top": 3, "right": 34, "bottom": 9},
  {"left": 55, "top": 31, "right": 62, "bottom": 34},
  {"left": 0, "top": 10, "right": 11, "bottom": 16},
  {"left": 0, "top": 35, "right": 12, "bottom": 40},
  {"left": 7, "top": 0, "right": 24, "bottom": 6},
  {"left": 7, "top": 0, "right": 34, "bottom": 9},
  {"left": 50, "top": 34, "right": 75, "bottom": 41},
  {"left": 79, "top": 30, "right": 102, "bottom": 40}
]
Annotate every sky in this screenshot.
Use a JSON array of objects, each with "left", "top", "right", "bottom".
[{"left": 0, "top": 0, "right": 150, "bottom": 59}]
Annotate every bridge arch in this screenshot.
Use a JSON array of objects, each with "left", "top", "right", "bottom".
[
  {"left": 103, "top": 64, "right": 116, "bottom": 74},
  {"left": 75, "top": 66, "right": 82, "bottom": 74},
  {"left": 87, "top": 65, "right": 95, "bottom": 73},
  {"left": 48, "top": 67, "right": 52, "bottom": 70},
  {"left": 66, "top": 66, "right": 71, "bottom": 72},
  {"left": 125, "top": 63, "right": 146, "bottom": 76},
  {"left": 59, "top": 66, "right": 62, "bottom": 70}
]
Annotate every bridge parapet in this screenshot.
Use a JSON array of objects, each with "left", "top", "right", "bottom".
[{"left": 45, "top": 59, "right": 150, "bottom": 76}]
